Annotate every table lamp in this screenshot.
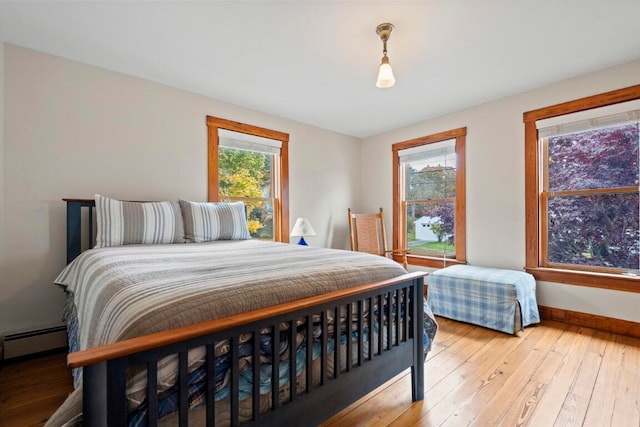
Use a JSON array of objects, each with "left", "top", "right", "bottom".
[{"left": 290, "top": 217, "right": 316, "bottom": 246}]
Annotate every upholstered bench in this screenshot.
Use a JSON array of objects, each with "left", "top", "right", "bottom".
[{"left": 427, "top": 265, "right": 540, "bottom": 334}]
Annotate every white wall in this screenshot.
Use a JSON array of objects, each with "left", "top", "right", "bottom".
[
  {"left": 362, "top": 59, "right": 640, "bottom": 323},
  {"left": 0, "top": 44, "right": 361, "bottom": 336},
  {"left": 2, "top": 43, "right": 639, "bottom": 340}
]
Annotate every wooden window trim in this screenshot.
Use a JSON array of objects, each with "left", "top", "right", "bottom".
[
  {"left": 206, "top": 116, "right": 290, "bottom": 243},
  {"left": 392, "top": 127, "right": 467, "bottom": 268},
  {"left": 523, "top": 84, "right": 640, "bottom": 293}
]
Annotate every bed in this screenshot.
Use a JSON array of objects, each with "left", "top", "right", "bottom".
[{"left": 48, "top": 197, "right": 437, "bottom": 426}]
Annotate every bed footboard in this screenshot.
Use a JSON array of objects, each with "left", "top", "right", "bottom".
[{"left": 69, "top": 273, "right": 426, "bottom": 426}]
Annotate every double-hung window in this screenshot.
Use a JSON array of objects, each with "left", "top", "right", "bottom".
[
  {"left": 524, "top": 85, "right": 640, "bottom": 292},
  {"left": 207, "top": 116, "right": 289, "bottom": 242},
  {"left": 392, "top": 127, "right": 467, "bottom": 268}
]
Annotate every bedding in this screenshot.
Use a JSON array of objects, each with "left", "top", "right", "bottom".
[
  {"left": 94, "top": 194, "right": 185, "bottom": 247},
  {"left": 50, "top": 240, "right": 437, "bottom": 426},
  {"left": 179, "top": 199, "right": 251, "bottom": 242}
]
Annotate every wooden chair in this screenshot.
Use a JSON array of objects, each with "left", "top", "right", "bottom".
[{"left": 348, "top": 208, "right": 408, "bottom": 269}]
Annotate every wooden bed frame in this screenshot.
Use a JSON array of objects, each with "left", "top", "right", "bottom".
[{"left": 63, "top": 198, "right": 427, "bottom": 426}]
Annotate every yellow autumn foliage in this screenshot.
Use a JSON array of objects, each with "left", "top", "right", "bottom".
[{"left": 247, "top": 220, "right": 263, "bottom": 234}]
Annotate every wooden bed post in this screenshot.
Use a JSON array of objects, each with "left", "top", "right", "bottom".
[
  {"left": 83, "top": 359, "right": 127, "bottom": 426},
  {"left": 411, "top": 275, "right": 425, "bottom": 401},
  {"left": 65, "top": 200, "right": 83, "bottom": 264},
  {"left": 63, "top": 198, "right": 96, "bottom": 264}
]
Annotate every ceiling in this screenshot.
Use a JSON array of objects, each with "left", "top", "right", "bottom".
[{"left": 1, "top": 1, "right": 639, "bottom": 138}]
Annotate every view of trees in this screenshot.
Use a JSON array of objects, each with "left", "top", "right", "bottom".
[
  {"left": 406, "top": 163, "right": 456, "bottom": 256},
  {"left": 219, "top": 122, "right": 639, "bottom": 268},
  {"left": 546, "top": 123, "right": 639, "bottom": 270},
  {"left": 218, "top": 147, "right": 274, "bottom": 240}
]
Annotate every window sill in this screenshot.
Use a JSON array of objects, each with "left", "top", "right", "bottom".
[
  {"left": 403, "top": 254, "right": 465, "bottom": 269},
  {"left": 525, "top": 267, "right": 640, "bottom": 293}
]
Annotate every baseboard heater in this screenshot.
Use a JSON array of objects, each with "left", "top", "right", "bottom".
[{"left": 3, "top": 325, "right": 67, "bottom": 360}]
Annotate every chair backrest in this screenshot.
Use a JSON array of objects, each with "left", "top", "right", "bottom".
[{"left": 348, "top": 208, "right": 388, "bottom": 256}]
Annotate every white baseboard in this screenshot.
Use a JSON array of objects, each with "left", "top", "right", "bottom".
[{"left": 3, "top": 325, "right": 67, "bottom": 360}]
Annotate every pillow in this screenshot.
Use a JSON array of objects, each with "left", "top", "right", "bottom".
[
  {"left": 94, "top": 194, "right": 185, "bottom": 248},
  {"left": 179, "top": 200, "right": 251, "bottom": 242}
]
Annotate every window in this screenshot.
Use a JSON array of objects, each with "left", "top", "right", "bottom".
[
  {"left": 524, "top": 84, "right": 640, "bottom": 293},
  {"left": 392, "top": 127, "right": 467, "bottom": 268},
  {"left": 207, "top": 116, "right": 289, "bottom": 242}
]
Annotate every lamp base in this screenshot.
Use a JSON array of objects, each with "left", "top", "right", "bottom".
[{"left": 297, "top": 237, "right": 308, "bottom": 246}]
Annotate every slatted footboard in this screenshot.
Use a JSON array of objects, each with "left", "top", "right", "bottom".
[{"left": 69, "top": 273, "right": 425, "bottom": 426}]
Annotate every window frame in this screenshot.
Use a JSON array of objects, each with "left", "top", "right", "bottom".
[
  {"left": 207, "top": 116, "right": 290, "bottom": 242},
  {"left": 392, "top": 127, "right": 467, "bottom": 268},
  {"left": 523, "top": 84, "right": 640, "bottom": 293}
]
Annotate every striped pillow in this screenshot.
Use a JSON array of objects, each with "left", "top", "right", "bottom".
[
  {"left": 179, "top": 200, "right": 251, "bottom": 242},
  {"left": 95, "top": 194, "right": 185, "bottom": 248}
]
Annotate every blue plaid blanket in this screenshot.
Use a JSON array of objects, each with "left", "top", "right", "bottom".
[{"left": 427, "top": 265, "right": 540, "bottom": 334}]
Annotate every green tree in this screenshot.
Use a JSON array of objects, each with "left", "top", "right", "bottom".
[
  {"left": 218, "top": 148, "right": 268, "bottom": 198},
  {"left": 407, "top": 165, "right": 456, "bottom": 246},
  {"left": 219, "top": 148, "right": 274, "bottom": 238},
  {"left": 409, "top": 165, "right": 456, "bottom": 201}
]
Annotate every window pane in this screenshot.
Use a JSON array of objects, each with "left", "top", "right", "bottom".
[
  {"left": 407, "top": 154, "right": 456, "bottom": 200},
  {"left": 219, "top": 147, "right": 274, "bottom": 240},
  {"left": 218, "top": 197, "right": 273, "bottom": 240},
  {"left": 547, "top": 192, "right": 639, "bottom": 270},
  {"left": 246, "top": 200, "right": 273, "bottom": 240},
  {"left": 218, "top": 147, "right": 273, "bottom": 198},
  {"left": 406, "top": 202, "right": 455, "bottom": 258},
  {"left": 547, "top": 123, "right": 639, "bottom": 191}
]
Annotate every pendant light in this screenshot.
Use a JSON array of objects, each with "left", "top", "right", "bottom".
[{"left": 375, "top": 23, "right": 396, "bottom": 88}]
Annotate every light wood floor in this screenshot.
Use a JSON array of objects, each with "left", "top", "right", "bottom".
[{"left": 1, "top": 318, "right": 639, "bottom": 426}]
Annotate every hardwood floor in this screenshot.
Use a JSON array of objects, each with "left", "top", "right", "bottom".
[
  {"left": 1, "top": 318, "right": 638, "bottom": 426},
  {"left": 0, "top": 352, "right": 73, "bottom": 427}
]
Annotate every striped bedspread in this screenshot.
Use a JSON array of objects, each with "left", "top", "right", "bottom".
[
  {"left": 56, "top": 240, "right": 409, "bottom": 352},
  {"left": 49, "top": 240, "right": 429, "bottom": 426}
]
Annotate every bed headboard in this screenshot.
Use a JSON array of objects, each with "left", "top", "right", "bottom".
[{"left": 63, "top": 198, "right": 96, "bottom": 264}]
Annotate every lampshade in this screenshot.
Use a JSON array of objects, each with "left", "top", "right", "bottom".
[
  {"left": 290, "top": 217, "right": 316, "bottom": 246},
  {"left": 376, "top": 56, "right": 396, "bottom": 88}
]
